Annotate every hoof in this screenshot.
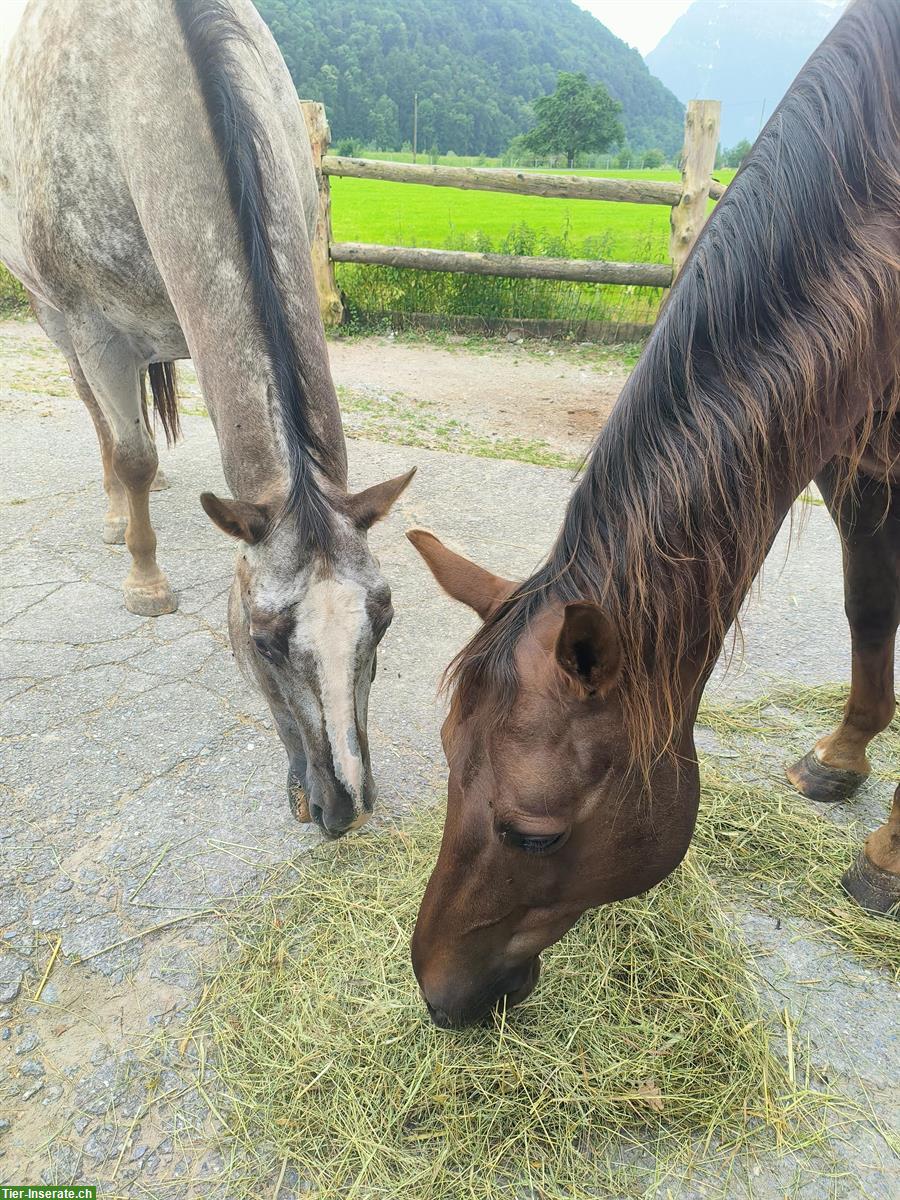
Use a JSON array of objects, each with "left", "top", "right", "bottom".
[
  {"left": 841, "top": 850, "right": 900, "bottom": 918},
  {"left": 123, "top": 580, "right": 177, "bottom": 616},
  {"left": 103, "top": 516, "right": 127, "bottom": 545},
  {"left": 150, "top": 468, "right": 170, "bottom": 491},
  {"left": 785, "top": 750, "right": 867, "bottom": 804}
]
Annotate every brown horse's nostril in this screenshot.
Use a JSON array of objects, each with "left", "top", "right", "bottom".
[{"left": 425, "top": 1000, "right": 455, "bottom": 1031}]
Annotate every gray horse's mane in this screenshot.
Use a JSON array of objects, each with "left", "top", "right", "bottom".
[{"left": 174, "top": 0, "right": 337, "bottom": 549}]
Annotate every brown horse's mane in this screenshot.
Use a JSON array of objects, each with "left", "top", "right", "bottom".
[{"left": 449, "top": 0, "right": 900, "bottom": 774}]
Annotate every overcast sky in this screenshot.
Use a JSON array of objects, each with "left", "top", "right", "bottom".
[{"left": 577, "top": 0, "right": 694, "bottom": 56}]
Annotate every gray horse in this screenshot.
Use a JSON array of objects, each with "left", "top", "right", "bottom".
[{"left": 0, "top": 0, "right": 414, "bottom": 836}]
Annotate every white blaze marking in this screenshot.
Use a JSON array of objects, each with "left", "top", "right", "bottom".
[
  {"left": 0, "top": 2, "right": 28, "bottom": 60},
  {"left": 295, "top": 575, "right": 368, "bottom": 806}
]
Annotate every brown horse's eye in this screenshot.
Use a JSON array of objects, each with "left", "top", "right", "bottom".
[{"left": 501, "top": 829, "right": 567, "bottom": 855}]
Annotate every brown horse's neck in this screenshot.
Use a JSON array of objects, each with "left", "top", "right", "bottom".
[{"left": 451, "top": 0, "right": 900, "bottom": 771}]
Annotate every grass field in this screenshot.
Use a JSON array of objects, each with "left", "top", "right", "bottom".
[
  {"left": 0, "top": 263, "right": 27, "bottom": 316},
  {"left": 331, "top": 167, "right": 732, "bottom": 263},
  {"left": 331, "top": 166, "right": 737, "bottom": 328}
]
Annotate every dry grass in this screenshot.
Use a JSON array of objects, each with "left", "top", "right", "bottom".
[
  {"left": 201, "top": 837, "right": 823, "bottom": 1198},
  {"left": 692, "top": 767, "right": 899, "bottom": 979},
  {"left": 197, "top": 683, "right": 896, "bottom": 1197},
  {"left": 692, "top": 682, "right": 899, "bottom": 976},
  {"left": 698, "top": 682, "right": 899, "bottom": 784}
]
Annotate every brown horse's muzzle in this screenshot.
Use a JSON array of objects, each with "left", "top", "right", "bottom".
[{"left": 421, "top": 956, "right": 541, "bottom": 1030}]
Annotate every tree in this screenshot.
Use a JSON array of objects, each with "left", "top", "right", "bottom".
[
  {"left": 641, "top": 147, "right": 665, "bottom": 168},
  {"left": 253, "top": 0, "right": 683, "bottom": 158},
  {"left": 724, "top": 138, "right": 752, "bottom": 167},
  {"left": 520, "top": 72, "right": 624, "bottom": 169},
  {"left": 368, "top": 94, "right": 400, "bottom": 150}
]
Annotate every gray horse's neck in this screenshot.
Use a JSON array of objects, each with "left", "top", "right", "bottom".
[
  {"left": 0, "top": 0, "right": 348, "bottom": 507},
  {"left": 185, "top": 305, "right": 348, "bottom": 506}
]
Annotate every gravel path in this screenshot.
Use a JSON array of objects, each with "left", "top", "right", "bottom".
[{"left": 0, "top": 329, "right": 897, "bottom": 1197}]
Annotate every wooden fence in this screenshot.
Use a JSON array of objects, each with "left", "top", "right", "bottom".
[{"left": 300, "top": 100, "right": 722, "bottom": 332}]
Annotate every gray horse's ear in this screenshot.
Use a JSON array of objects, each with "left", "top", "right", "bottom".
[
  {"left": 555, "top": 602, "right": 621, "bottom": 698},
  {"left": 347, "top": 468, "right": 416, "bottom": 531},
  {"left": 200, "top": 492, "right": 271, "bottom": 544}
]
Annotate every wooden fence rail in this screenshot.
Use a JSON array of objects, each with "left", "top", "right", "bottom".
[
  {"left": 323, "top": 156, "right": 726, "bottom": 204},
  {"left": 301, "top": 99, "right": 722, "bottom": 332},
  {"left": 330, "top": 242, "right": 674, "bottom": 287}
]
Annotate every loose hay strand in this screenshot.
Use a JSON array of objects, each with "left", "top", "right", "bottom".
[{"left": 695, "top": 682, "right": 899, "bottom": 977}]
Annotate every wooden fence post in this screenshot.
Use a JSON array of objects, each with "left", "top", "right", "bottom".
[
  {"left": 669, "top": 99, "right": 721, "bottom": 278},
  {"left": 299, "top": 100, "right": 343, "bottom": 327}
]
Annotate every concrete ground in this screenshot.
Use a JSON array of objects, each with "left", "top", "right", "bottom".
[{"left": 0, "top": 334, "right": 898, "bottom": 1197}]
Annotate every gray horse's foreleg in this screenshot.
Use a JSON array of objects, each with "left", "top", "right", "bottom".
[
  {"left": 29, "top": 296, "right": 131, "bottom": 542},
  {"left": 68, "top": 320, "right": 177, "bottom": 616}
]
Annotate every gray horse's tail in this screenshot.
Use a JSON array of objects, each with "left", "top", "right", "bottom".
[{"left": 142, "top": 362, "right": 181, "bottom": 446}]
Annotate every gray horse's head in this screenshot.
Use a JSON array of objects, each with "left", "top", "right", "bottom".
[{"left": 201, "top": 470, "right": 414, "bottom": 836}]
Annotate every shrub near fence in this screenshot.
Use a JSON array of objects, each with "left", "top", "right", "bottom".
[
  {"left": 0, "top": 263, "right": 27, "bottom": 315},
  {"left": 302, "top": 100, "right": 723, "bottom": 339},
  {"left": 337, "top": 224, "right": 670, "bottom": 334}
]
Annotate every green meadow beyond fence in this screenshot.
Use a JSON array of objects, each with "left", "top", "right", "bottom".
[{"left": 300, "top": 100, "right": 723, "bottom": 339}]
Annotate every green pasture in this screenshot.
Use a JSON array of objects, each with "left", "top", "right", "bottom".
[
  {"left": 0, "top": 263, "right": 27, "bottom": 316},
  {"left": 330, "top": 166, "right": 725, "bottom": 263},
  {"left": 331, "top": 167, "right": 736, "bottom": 328}
]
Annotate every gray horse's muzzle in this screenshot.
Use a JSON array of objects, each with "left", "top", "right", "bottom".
[{"left": 287, "top": 759, "right": 374, "bottom": 838}]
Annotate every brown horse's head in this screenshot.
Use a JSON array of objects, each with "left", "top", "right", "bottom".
[{"left": 408, "top": 530, "right": 700, "bottom": 1028}]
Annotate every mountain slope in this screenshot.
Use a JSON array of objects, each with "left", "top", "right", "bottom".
[
  {"left": 254, "top": 0, "right": 684, "bottom": 156},
  {"left": 646, "top": 0, "right": 842, "bottom": 148}
]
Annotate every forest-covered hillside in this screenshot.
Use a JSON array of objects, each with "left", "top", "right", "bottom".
[{"left": 253, "top": 0, "right": 684, "bottom": 156}]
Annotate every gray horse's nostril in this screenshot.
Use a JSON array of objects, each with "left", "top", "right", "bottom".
[{"left": 310, "top": 802, "right": 348, "bottom": 840}]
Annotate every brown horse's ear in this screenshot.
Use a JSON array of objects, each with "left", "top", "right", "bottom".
[
  {"left": 200, "top": 492, "right": 271, "bottom": 545},
  {"left": 555, "top": 602, "right": 621, "bottom": 697},
  {"left": 407, "top": 529, "right": 516, "bottom": 620},
  {"left": 347, "top": 468, "right": 416, "bottom": 531}
]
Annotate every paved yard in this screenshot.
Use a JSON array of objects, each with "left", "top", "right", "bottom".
[{"left": 0, "top": 333, "right": 897, "bottom": 1197}]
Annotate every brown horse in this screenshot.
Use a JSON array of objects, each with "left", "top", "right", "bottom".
[
  {"left": 0, "top": 0, "right": 414, "bottom": 836},
  {"left": 408, "top": 0, "right": 900, "bottom": 1028}
]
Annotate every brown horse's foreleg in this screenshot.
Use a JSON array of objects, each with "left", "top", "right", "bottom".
[
  {"left": 842, "top": 784, "right": 900, "bottom": 917},
  {"left": 787, "top": 462, "right": 899, "bottom": 802}
]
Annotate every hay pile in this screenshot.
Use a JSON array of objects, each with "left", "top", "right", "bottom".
[
  {"left": 205, "top": 829, "right": 814, "bottom": 1198},
  {"left": 200, "top": 685, "right": 896, "bottom": 1197}
]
